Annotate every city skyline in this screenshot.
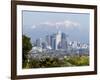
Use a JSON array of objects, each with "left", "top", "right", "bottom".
[
  {"left": 34, "top": 30, "right": 68, "bottom": 50},
  {"left": 22, "top": 11, "right": 90, "bottom": 44},
  {"left": 30, "top": 30, "right": 89, "bottom": 51}
]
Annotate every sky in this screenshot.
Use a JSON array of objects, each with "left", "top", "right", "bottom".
[{"left": 22, "top": 10, "right": 90, "bottom": 44}]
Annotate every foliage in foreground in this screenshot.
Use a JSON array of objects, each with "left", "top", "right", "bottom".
[
  {"left": 64, "top": 56, "right": 89, "bottom": 66},
  {"left": 22, "top": 35, "right": 32, "bottom": 68},
  {"left": 23, "top": 56, "right": 89, "bottom": 68}
]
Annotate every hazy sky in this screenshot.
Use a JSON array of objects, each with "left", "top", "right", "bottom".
[{"left": 22, "top": 10, "right": 90, "bottom": 44}]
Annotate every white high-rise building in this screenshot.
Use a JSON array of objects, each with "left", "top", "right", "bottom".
[{"left": 55, "top": 31, "right": 61, "bottom": 50}]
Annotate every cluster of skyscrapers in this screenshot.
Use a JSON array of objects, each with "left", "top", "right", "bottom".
[
  {"left": 35, "top": 31, "right": 68, "bottom": 50},
  {"left": 31, "top": 30, "right": 89, "bottom": 54}
]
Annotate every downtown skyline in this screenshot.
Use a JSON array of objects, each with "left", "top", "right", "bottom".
[{"left": 32, "top": 30, "right": 89, "bottom": 50}]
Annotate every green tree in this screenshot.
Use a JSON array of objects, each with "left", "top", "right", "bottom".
[
  {"left": 66, "top": 56, "right": 89, "bottom": 66},
  {"left": 22, "top": 35, "right": 32, "bottom": 68}
]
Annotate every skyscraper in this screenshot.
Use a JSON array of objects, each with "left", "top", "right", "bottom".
[
  {"left": 50, "top": 34, "right": 56, "bottom": 50},
  {"left": 61, "top": 33, "right": 67, "bottom": 50},
  {"left": 36, "top": 38, "right": 42, "bottom": 47},
  {"left": 55, "top": 31, "right": 61, "bottom": 50},
  {"left": 45, "top": 35, "right": 51, "bottom": 46}
]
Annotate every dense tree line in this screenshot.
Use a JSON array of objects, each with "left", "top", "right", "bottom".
[
  {"left": 22, "top": 35, "right": 32, "bottom": 68},
  {"left": 23, "top": 56, "right": 89, "bottom": 68}
]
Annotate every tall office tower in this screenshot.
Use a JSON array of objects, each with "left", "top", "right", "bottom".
[
  {"left": 36, "top": 38, "right": 42, "bottom": 47},
  {"left": 61, "top": 32, "right": 66, "bottom": 40},
  {"left": 55, "top": 31, "right": 61, "bottom": 50},
  {"left": 50, "top": 34, "right": 56, "bottom": 50},
  {"left": 45, "top": 35, "right": 51, "bottom": 46},
  {"left": 61, "top": 32, "right": 67, "bottom": 50},
  {"left": 52, "top": 38, "right": 56, "bottom": 50}
]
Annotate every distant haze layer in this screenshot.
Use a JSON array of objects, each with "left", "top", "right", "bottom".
[{"left": 22, "top": 11, "right": 90, "bottom": 44}]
